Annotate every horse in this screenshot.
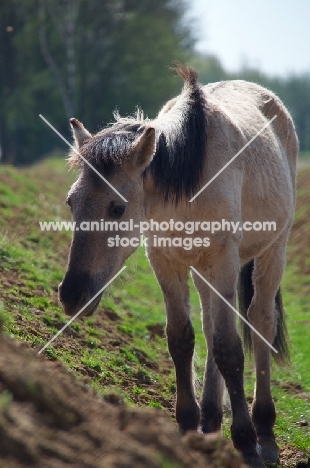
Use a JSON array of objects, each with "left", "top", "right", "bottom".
[{"left": 58, "top": 64, "right": 298, "bottom": 467}]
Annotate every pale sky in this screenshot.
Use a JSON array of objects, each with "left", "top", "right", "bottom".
[{"left": 188, "top": 0, "right": 310, "bottom": 77}]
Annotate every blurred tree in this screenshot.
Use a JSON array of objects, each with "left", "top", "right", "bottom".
[
  {"left": 277, "top": 75, "right": 310, "bottom": 152},
  {"left": 74, "top": 0, "right": 194, "bottom": 129},
  {"left": 1, "top": 2, "right": 310, "bottom": 165},
  {"left": 0, "top": 0, "right": 64, "bottom": 164},
  {"left": 0, "top": 0, "right": 194, "bottom": 164},
  {"left": 0, "top": 0, "right": 19, "bottom": 163},
  {"left": 39, "top": 0, "right": 80, "bottom": 119},
  {"left": 189, "top": 53, "right": 228, "bottom": 84}
]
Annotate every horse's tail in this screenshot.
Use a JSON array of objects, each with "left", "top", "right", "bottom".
[
  {"left": 238, "top": 261, "right": 254, "bottom": 354},
  {"left": 238, "top": 259, "right": 290, "bottom": 364}
]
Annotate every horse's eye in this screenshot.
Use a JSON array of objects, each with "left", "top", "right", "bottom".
[{"left": 108, "top": 202, "right": 126, "bottom": 219}]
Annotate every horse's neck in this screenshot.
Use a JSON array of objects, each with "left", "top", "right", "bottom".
[
  {"left": 143, "top": 176, "right": 187, "bottom": 221},
  {"left": 152, "top": 92, "right": 190, "bottom": 150}
]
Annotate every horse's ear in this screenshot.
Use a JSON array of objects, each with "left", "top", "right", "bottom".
[
  {"left": 131, "top": 127, "right": 156, "bottom": 170},
  {"left": 70, "top": 118, "right": 92, "bottom": 147}
]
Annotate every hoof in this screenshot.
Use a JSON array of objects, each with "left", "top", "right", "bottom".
[
  {"left": 243, "top": 453, "right": 266, "bottom": 468},
  {"left": 176, "top": 399, "right": 200, "bottom": 434},
  {"left": 178, "top": 421, "right": 198, "bottom": 435},
  {"left": 257, "top": 441, "right": 279, "bottom": 466}
]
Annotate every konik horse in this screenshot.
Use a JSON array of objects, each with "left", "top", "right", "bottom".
[{"left": 59, "top": 65, "right": 298, "bottom": 467}]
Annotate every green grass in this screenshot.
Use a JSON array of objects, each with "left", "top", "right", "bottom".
[{"left": 0, "top": 157, "right": 309, "bottom": 463}]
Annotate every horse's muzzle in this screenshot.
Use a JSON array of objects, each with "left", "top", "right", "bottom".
[{"left": 58, "top": 271, "right": 102, "bottom": 317}]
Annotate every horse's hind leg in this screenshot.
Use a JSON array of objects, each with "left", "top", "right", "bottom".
[
  {"left": 192, "top": 272, "right": 225, "bottom": 433},
  {"left": 148, "top": 250, "right": 200, "bottom": 432},
  {"left": 247, "top": 236, "right": 289, "bottom": 466}
]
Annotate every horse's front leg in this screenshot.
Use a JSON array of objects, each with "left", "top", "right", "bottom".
[
  {"left": 192, "top": 271, "right": 225, "bottom": 433},
  {"left": 148, "top": 250, "right": 200, "bottom": 433},
  {"left": 200, "top": 245, "right": 264, "bottom": 468}
]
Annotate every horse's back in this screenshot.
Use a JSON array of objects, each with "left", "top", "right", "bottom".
[
  {"left": 203, "top": 80, "right": 298, "bottom": 199},
  {"left": 203, "top": 80, "right": 298, "bottom": 181},
  {"left": 199, "top": 80, "right": 298, "bottom": 261}
]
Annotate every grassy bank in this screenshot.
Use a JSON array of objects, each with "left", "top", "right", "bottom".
[{"left": 0, "top": 157, "right": 309, "bottom": 465}]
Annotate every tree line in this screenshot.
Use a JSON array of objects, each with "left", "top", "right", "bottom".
[
  {"left": 192, "top": 54, "right": 310, "bottom": 154},
  {"left": 0, "top": 0, "right": 309, "bottom": 165}
]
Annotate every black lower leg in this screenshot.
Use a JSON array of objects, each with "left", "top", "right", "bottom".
[
  {"left": 167, "top": 318, "right": 200, "bottom": 432},
  {"left": 213, "top": 333, "right": 259, "bottom": 462},
  {"left": 252, "top": 399, "right": 278, "bottom": 465},
  {"left": 252, "top": 399, "right": 276, "bottom": 440},
  {"left": 200, "top": 359, "right": 223, "bottom": 433},
  {"left": 201, "top": 399, "right": 223, "bottom": 433}
]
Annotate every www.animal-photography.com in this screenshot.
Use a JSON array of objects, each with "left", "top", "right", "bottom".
[{"left": 0, "top": 1, "right": 309, "bottom": 467}]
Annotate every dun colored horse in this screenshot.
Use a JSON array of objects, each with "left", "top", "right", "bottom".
[{"left": 59, "top": 65, "right": 298, "bottom": 467}]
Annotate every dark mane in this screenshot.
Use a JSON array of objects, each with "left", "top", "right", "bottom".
[
  {"left": 146, "top": 65, "right": 207, "bottom": 203},
  {"left": 71, "top": 65, "right": 207, "bottom": 203},
  {"left": 78, "top": 122, "right": 145, "bottom": 176}
]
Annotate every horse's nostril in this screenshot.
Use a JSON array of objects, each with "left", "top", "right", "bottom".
[
  {"left": 57, "top": 271, "right": 98, "bottom": 316},
  {"left": 77, "top": 292, "right": 88, "bottom": 310}
]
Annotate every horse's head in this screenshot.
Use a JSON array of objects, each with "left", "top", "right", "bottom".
[{"left": 58, "top": 118, "right": 155, "bottom": 317}]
